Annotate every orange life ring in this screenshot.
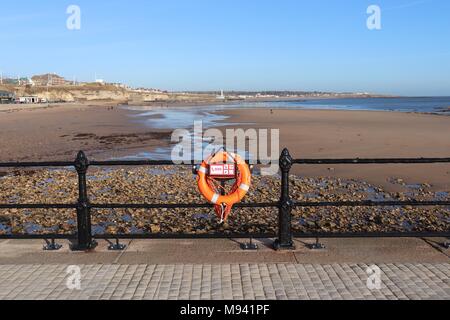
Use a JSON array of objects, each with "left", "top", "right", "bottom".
[{"left": 197, "top": 151, "right": 251, "bottom": 222}]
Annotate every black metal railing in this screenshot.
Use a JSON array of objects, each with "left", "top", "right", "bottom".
[
  {"left": 0, "top": 149, "right": 449, "bottom": 251},
  {"left": 277, "top": 149, "right": 450, "bottom": 249}
]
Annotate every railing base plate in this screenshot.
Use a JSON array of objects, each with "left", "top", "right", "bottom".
[
  {"left": 307, "top": 242, "right": 326, "bottom": 250},
  {"left": 108, "top": 239, "right": 127, "bottom": 251},
  {"left": 70, "top": 240, "right": 98, "bottom": 252},
  {"left": 273, "top": 239, "right": 296, "bottom": 251},
  {"left": 241, "top": 242, "right": 258, "bottom": 251},
  {"left": 43, "top": 240, "right": 62, "bottom": 251}
]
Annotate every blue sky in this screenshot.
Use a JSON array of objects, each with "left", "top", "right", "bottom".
[{"left": 1, "top": 0, "right": 449, "bottom": 95}]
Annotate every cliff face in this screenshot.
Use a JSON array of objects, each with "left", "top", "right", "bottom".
[
  {"left": 0, "top": 84, "right": 215, "bottom": 103},
  {"left": 14, "top": 85, "right": 130, "bottom": 102}
]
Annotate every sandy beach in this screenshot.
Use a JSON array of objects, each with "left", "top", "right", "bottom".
[
  {"left": 0, "top": 103, "right": 172, "bottom": 162},
  {"left": 1, "top": 103, "right": 449, "bottom": 192},
  {"left": 217, "top": 108, "right": 450, "bottom": 192}
]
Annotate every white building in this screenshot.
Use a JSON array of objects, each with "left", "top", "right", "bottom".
[
  {"left": 18, "top": 96, "right": 40, "bottom": 104},
  {"left": 216, "top": 90, "right": 226, "bottom": 100}
]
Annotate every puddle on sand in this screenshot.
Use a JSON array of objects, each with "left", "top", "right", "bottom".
[
  {"left": 148, "top": 168, "right": 178, "bottom": 175},
  {"left": 20, "top": 223, "right": 59, "bottom": 235},
  {"left": 297, "top": 218, "right": 308, "bottom": 226},
  {"left": 23, "top": 223, "right": 43, "bottom": 234},
  {"left": 130, "top": 227, "right": 144, "bottom": 234},
  {"left": 125, "top": 106, "right": 233, "bottom": 130},
  {"left": 92, "top": 223, "right": 144, "bottom": 235},
  {"left": 0, "top": 224, "right": 12, "bottom": 233},
  {"left": 114, "top": 148, "right": 173, "bottom": 161},
  {"left": 405, "top": 184, "right": 423, "bottom": 190},
  {"left": 159, "top": 193, "right": 170, "bottom": 201},
  {"left": 122, "top": 214, "right": 133, "bottom": 223},
  {"left": 192, "top": 213, "right": 214, "bottom": 221},
  {"left": 92, "top": 225, "right": 106, "bottom": 235},
  {"left": 303, "top": 193, "right": 320, "bottom": 200},
  {"left": 401, "top": 221, "right": 414, "bottom": 232},
  {"left": 316, "top": 180, "right": 329, "bottom": 189},
  {"left": 365, "top": 187, "right": 390, "bottom": 202},
  {"left": 114, "top": 145, "right": 255, "bottom": 166},
  {"left": 435, "top": 191, "right": 449, "bottom": 200}
]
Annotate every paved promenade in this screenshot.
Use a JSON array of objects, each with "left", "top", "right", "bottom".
[
  {"left": 0, "top": 238, "right": 448, "bottom": 300},
  {"left": 0, "top": 263, "right": 449, "bottom": 300}
]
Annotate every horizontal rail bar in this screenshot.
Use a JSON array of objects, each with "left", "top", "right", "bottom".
[
  {"left": 293, "top": 158, "right": 450, "bottom": 165},
  {"left": 0, "top": 204, "right": 77, "bottom": 209},
  {"left": 0, "top": 162, "right": 74, "bottom": 168},
  {"left": 0, "top": 234, "right": 76, "bottom": 240},
  {"left": 96, "top": 233, "right": 450, "bottom": 240},
  {"left": 293, "top": 200, "right": 450, "bottom": 207},
  {"left": 1, "top": 201, "right": 448, "bottom": 210},
  {"left": 94, "top": 233, "right": 278, "bottom": 240},
  {"left": 90, "top": 202, "right": 279, "bottom": 209},
  {"left": 292, "top": 232, "right": 450, "bottom": 238},
  {"left": 0, "top": 203, "right": 277, "bottom": 210}
]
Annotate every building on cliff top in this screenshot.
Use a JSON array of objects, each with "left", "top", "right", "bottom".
[{"left": 31, "top": 73, "right": 68, "bottom": 86}]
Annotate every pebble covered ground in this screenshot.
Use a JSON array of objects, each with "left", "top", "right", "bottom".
[{"left": 0, "top": 167, "right": 449, "bottom": 236}]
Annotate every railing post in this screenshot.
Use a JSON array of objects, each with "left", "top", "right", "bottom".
[
  {"left": 71, "top": 151, "right": 97, "bottom": 251},
  {"left": 274, "top": 148, "right": 295, "bottom": 250}
]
